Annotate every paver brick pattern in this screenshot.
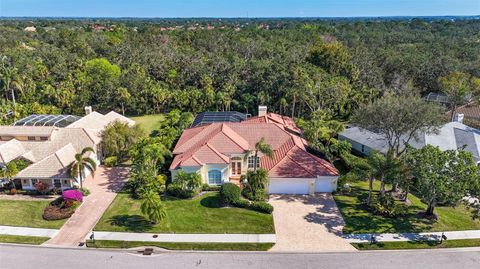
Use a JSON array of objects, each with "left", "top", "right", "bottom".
[
  {"left": 44, "top": 166, "right": 128, "bottom": 246},
  {"left": 269, "top": 193, "right": 356, "bottom": 252}
]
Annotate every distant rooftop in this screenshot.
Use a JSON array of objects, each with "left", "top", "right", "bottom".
[
  {"left": 191, "top": 111, "right": 247, "bottom": 127},
  {"left": 13, "top": 114, "right": 81, "bottom": 127}
]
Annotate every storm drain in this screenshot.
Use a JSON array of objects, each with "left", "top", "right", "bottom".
[{"left": 137, "top": 248, "right": 154, "bottom": 256}]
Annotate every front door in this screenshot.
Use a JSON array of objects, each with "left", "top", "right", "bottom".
[{"left": 231, "top": 161, "right": 242, "bottom": 176}]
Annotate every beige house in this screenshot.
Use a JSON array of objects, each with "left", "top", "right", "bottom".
[{"left": 0, "top": 109, "right": 134, "bottom": 190}]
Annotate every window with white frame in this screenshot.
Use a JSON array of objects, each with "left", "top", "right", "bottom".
[
  {"left": 53, "top": 179, "right": 61, "bottom": 188},
  {"left": 247, "top": 156, "right": 260, "bottom": 169},
  {"left": 208, "top": 170, "right": 222, "bottom": 185}
]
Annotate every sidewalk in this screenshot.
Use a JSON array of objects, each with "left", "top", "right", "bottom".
[
  {"left": 44, "top": 166, "right": 128, "bottom": 247},
  {"left": 0, "top": 225, "right": 58, "bottom": 238},
  {"left": 343, "top": 230, "right": 480, "bottom": 243},
  {"left": 88, "top": 231, "right": 276, "bottom": 243}
]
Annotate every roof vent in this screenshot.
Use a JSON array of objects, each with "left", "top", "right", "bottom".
[
  {"left": 258, "top": 106, "right": 267, "bottom": 117},
  {"left": 85, "top": 106, "right": 93, "bottom": 115},
  {"left": 453, "top": 113, "right": 464, "bottom": 123}
]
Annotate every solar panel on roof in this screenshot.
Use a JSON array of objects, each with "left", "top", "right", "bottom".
[
  {"left": 191, "top": 111, "right": 247, "bottom": 127},
  {"left": 13, "top": 114, "right": 82, "bottom": 127}
]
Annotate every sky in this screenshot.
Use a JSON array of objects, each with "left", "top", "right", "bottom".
[{"left": 0, "top": 0, "right": 479, "bottom": 18}]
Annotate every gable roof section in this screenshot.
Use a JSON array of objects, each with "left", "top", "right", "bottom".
[
  {"left": 16, "top": 143, "right": 76, "bottom": 179},
  {"left": 262, "top": 138, "right": 338, "bottom": 178},
  {"left": 0, "top": 139, "right": 29, "bottom": 163},
  {"left": 243, "top": 112, "right": 303, "bottom": 135},
  {"left": 104, "top": 111, "right": 136, "bottom": 126},
  {"left": 171, "top": 119, "right": 338, "bottom": 178}
]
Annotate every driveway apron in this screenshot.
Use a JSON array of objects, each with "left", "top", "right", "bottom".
[
  {"left": 44, "top": 166, "right": 128, "bottom": 246},
  {"left": 269, "top": 194, "right": 356, "bottom": 252}
]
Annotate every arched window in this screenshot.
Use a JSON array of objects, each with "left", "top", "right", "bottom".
[{"left": 208, "top": 170, "right": 222, "bottom": 185}]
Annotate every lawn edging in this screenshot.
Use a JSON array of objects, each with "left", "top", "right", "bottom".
[
  {"left": 0, "top": 234, "right": 50, "bottom": 245},
  {"left": 86, "top": 240, "right": 274, "bottom": 251},
  {"left": 343, "top": 230, "right": 480, "bottom": 243},
  {"left": 352, "top": 239, "right": 480, "bottom": 250},
  {"left": 87, "top": 231, "right": 276, "bottom": 243}
]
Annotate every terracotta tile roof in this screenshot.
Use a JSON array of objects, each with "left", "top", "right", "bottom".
[
  {"left": 455, "top": 102, "right": 480, "bottom": 120},
  {"left": 243, "top": 112, "right": 303, "bottom": 135},
  {"left": 170, "top": 114, "right": 338, "bottom": 178}
]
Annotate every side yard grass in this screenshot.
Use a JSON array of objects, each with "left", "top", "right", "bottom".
[
  {"left": 334, "top": 181, "right": 480, "bottom": 234},
  {"left": 352, "top": 239, "right": 480, "bottom": 250},
  {"left": 94, "top": 192, "right": 274, "bottom": 234},
  {"left": 0, "top": 200, "right": 66, "bottom": 229},
  {"left": 0, "top": 234, "right": 49, "bottom": 245},
  {"left": 130, "top": 114, "right": 164, "bottom": 135},
  {"left": 86, "top": 240, "right": 274, "bottom": 251}
]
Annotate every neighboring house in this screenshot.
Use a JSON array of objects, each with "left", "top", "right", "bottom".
[
  {"left": 0, "top": 107, "right": 134, "bottom": 190},
  {"left": 452, "top": 102, "right": 480, "bottom": 129},
  {"left": 170, "top": 107, "right": 339, "bottom": 195},
  {"left": 339, "top": 121, "right": 480, "bottom": 164}
]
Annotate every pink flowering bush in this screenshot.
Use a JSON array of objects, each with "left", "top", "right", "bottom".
[{"left": 62, "top": 189, "right": 83, "bottom": 202}]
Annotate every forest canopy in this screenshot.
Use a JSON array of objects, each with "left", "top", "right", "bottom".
[{"left": 0, "top": 18, "right": 479, "bottom": 123}]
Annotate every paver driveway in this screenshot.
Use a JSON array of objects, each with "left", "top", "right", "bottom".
[
  {"left": 44, "top": 166, "right": 128, "bottom": 247},
  {"left": 269, "top": 194, "right": 356, "bottom": 252}
]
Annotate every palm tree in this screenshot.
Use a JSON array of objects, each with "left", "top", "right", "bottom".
[
  {"left": 140, "top": 189, "right": 166, "bottom": 224},
  {"left": 252, "top": 137, "right": 273, "bottom": 171},
  {"left": 0, "top": 56, "right": 22, "bottom": 121},
  {"left": 69, "top": 147, "right": 97, "bottom": 190}
]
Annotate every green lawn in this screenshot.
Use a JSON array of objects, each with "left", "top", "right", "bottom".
[
  {"left": 352, "top": 239, "right": 480, "bottom": 250},
  {"left": 94, "top": 192, "right": 275, "bottom": 234},
  {"left": 86, "top": 240, "right": 274, "bottom": 251},
  {"left": 334, "top": 181, "right": 480, "bottom": 234},
  {"left": 0, "top": 234, "right": 49, "bottom": 245},
  {"left": 130, "top": 114, "right": 164, "bottom": 135},
  {"left": 0, "top": 200, "right": 66, "bottom": 229}
]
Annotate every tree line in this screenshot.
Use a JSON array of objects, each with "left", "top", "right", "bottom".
[{"left": 0, "top": 18, "right": 479, "bottom": 123}]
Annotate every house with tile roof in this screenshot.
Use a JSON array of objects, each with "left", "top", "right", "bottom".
[
  {"left": 170, "top": 107, "right": 339, "bottom": 195},
  {"left": 0, "top": 107, "right": 134, "bottom": 191},
  {"left": 339, "top": 121, "right": 480, "bottom": 164}
]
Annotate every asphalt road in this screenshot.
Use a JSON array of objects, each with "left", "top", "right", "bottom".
[{"left": 1, "top": 244, "right": 480, "bottom": 269}]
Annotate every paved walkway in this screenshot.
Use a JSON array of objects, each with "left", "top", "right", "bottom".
[
  {"left": 89, "top": 231, "right": 276, "bottom": 243},
  {"left": 344, "top": 230, "right": 480, "bottom": 243},
  {"left": 0, "top": 225, "right": 58, "bottom": 238},
  {"left": 269, "top": 194, "right": 357, "bottom": 252},
  {"left": 44, "top": 166, "right": 128, "bottom": 247}
]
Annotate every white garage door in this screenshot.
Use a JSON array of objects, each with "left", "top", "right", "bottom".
[
  {"left": 315, "top": 178, "right": 334, "bottom": 192},
  {"left": 269, "top": 179, "right": 310, "bottom": 194}
]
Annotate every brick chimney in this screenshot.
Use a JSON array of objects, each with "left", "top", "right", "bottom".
[{"left": 258, "top": 106, "right": 267, "bottom": 117}]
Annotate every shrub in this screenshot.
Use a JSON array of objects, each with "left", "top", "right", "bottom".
[
  {"left": 202, "top": 184, "right": 221, "bottom": 191},
  {"left": 232, "top": 198, "right": 250, "bottom": 208},
  {"left": 43, "top": 205, "right": 74, "bottom": 220},
  {"left": 249, "top": 201, "right": 274, "bottom": 214},
  {"left": 103, "top": 156, "right": 118, "bottom": 167},
  {"left": 167, "top": 171, "right": 202, "bottom": 199},
  {"left": 242, "top": 186, "right": 267, "bottom": 201},
  {"left": 78, "top": 188, "right": 90, "bottom": 196},
  {"left": 8, "top": 188, "right": 17, "bottom": 195},
  {"left": 34, "top": 182, "right": 50, "bottom": 195},
  {"left": 219, "top": 183, "right": 241, "bottom": 204},
  {"left": 369, "top": 195, "right": 408, "bottom": 218},
  {"left": 62, "top": 189, "right": 83, "bottom": 202},
  {"left": 166, "top": 184, "right": 196, "bottom": 199}
]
